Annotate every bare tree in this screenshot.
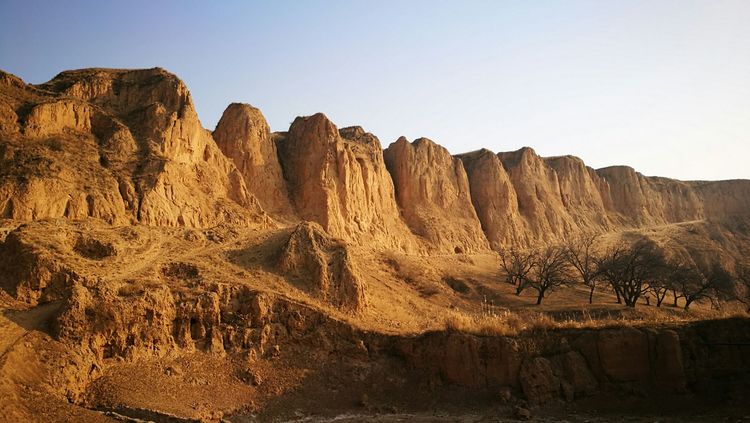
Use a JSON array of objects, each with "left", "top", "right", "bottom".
[
  {"left": 524, "top": 245, "right": 573, "bottom": 305},
  {"left": 596, "top": 240, "right": 666, "bottom": 308},
  {"left": 646, "top": 258, "right": 674, "bottom": 307},
  {"left": 669, "top": 286, "right": 684, "bottom": 308},
  {"left": 499, "top": 247, "right": 536, "bottom": 295},
  {"left": 672, "top": 262, "right": 728, "bottom": 311},
  {"left": 648, "top": 279, "right": 670, "bottom": 307},
  {"left": 595, "top": 242, "right": 626, "bottom": 304},
  {"left": 564, "top": 233, "right": 602, "bottom": 304}
]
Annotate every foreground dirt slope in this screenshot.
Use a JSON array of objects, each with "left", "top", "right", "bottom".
[{"left": 0, "top": 219, "right": 748, "bottom": 422}]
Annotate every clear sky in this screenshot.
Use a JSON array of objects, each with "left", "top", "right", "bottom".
[{"left": 1, "top": 1, "right": 749, "bottom": 181}]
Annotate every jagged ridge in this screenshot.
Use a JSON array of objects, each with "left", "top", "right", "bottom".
[{"left": 1, "top": 67, "right": 749, "bottom": 253}]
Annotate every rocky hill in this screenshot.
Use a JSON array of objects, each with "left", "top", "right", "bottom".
[{"left": 2, "top": 67, "right": 749, "bottom": 254}]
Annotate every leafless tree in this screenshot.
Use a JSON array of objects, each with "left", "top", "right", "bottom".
[
  {"left": 595, "top": 242, "right": 625, "bottom": 304},
  {"left": 646, "top": 258, "right": 674, "bottom": 307},
  {"left": 564, "top": 233, "right": 602, "bottom": 304},
  {"left": 648, "top": 279, "right": 670, "bottom": 307},
  {"left": 525, "top": 245, "right": 573, "bottom": 305},
  {"left": 596, "top": 240, "right": 666, "bottom": 308},
  {"left": 499, "top": 247, "right": 536, "bottom": 295},
  {"left": 669, "top": 286, "right": 685, "bottom": 307},
  {"left": 671, "top": 262, "right": 728, "bottom": 311}
]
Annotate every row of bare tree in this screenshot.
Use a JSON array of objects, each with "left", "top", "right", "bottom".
[{"left": 499, "top": 234, "right": 748, "bottom": 310}]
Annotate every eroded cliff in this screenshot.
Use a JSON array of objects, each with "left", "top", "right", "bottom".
[
  {"left": 275, "top": 116, "right": 418, "bottom": 251},
  {"left": 0, "top": 68, "right": 266, "bottom": 228},
  {"left": 1, "top": 66, "right": 749, "bottom": 252},
  {"left": 384, "top": 137, "right": 488, "bottom": 254},
  {"left": 213, "top": 103, "right": 295, "bottom": 220}
]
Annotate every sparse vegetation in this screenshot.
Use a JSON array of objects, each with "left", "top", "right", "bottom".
[
  {"left": 497, "top": 235, "right": 748, "bottom": 312},
  {"left": 594, "top": 239, "right": 666, "bottom": 308},
  {"left": 564, "top": 233, "right": 602, "bottom": 304},
  {"left": 498, "top": 247, "right": 535, "bottom": 295},
  {"left": 524, "top": 245, "right": 572, "bottom": 305},
  {"left": 445, "top": 303, "right": 745, "bottom": 337}
]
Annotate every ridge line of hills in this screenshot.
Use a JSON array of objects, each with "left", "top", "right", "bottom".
[{"left": 1, "top": 66, "right": 749, "bottom": 254}]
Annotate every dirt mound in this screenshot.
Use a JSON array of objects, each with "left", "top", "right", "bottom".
[
  {"left": 0, "top": 227, "right": 79, "bottom": 304},
  {"left": 277, "top": 221, "right": 366, "bottom": 312}
]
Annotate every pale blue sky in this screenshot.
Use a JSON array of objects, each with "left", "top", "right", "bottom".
[{"left": 1, "top": 1, "right": 749, "bottom": 180}]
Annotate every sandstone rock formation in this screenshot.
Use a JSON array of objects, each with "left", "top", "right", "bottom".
[
  {"left": 458, "top": 149, "right": 526, "bottom": 248},
  {"left": 459, "top": 146, "right": 750, "bottom": 248},
  {"left": 384, "top": 137, "right": 488, "bottom": 254},
  {"left": 3, "top": 66, "right": 750, "bottom": 252},
  {"left": 213, "top": 103, "right": 295, "bottom": 220},
  {"left": 0, "top": 68, "right": 265, "bottom": 228},
  {"left": 276, "top": 115, "right": 417, "bottom": 251},
  {"left": 277, "top": 221, "right": 366, "bottom": 312},
  {"left": 3, "top": 65, "right": 750, "bottom": 422}
]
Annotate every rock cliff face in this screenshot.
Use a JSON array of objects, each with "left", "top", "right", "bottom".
[
  {"left": 384, "top": 137, "right": 488, "bottom": 253},
  {"left": 213, "top": 103, "right": 295, "bottom": 220},
  {"left": 458, "top": 149, "right": 526, "bottom": 248},
  {"left": 458, "top": 146, "right": 750, "bottom": 248},
  {"left": 0, "top": 68, "right": 265, "bottom": 228},
  {"left": 396, "top": 319, "right": 750, "bottom": 405},
  {"left": 694, "top": 179, "right": 750, "bottom": 218},
  {"left": 2, "top": 66, "right": 749, "bottom": 251},
  {"left": 497, "top": 147, "right": 576, "bottom": 244},
  {"left": 596, "top": 166, "right": 705, "bottom": 226},
  {"left": 276, "top": 115, "right": 417, "bottom": 251}
]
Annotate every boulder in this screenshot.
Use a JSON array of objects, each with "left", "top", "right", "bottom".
[
  {"left": 519, "top": 356, "right": 561, "bottom": 406},
  {"left": 554, "top": 350, "right": 598, "bottom": 396}
]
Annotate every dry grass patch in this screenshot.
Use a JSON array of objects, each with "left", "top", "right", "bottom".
[{"left": 444, "top": 305, "right": 749, "bottom": 336}]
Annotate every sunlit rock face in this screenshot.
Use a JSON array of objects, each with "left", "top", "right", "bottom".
[
  {"left": 276, "top": 114, "right": 418, "bottom": 251},
  {"left": 0, "top": 68, "right": 266, "bottom": 228},
  {"left": 384, "top": 136, "right": 489, "bottom": 254}
]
